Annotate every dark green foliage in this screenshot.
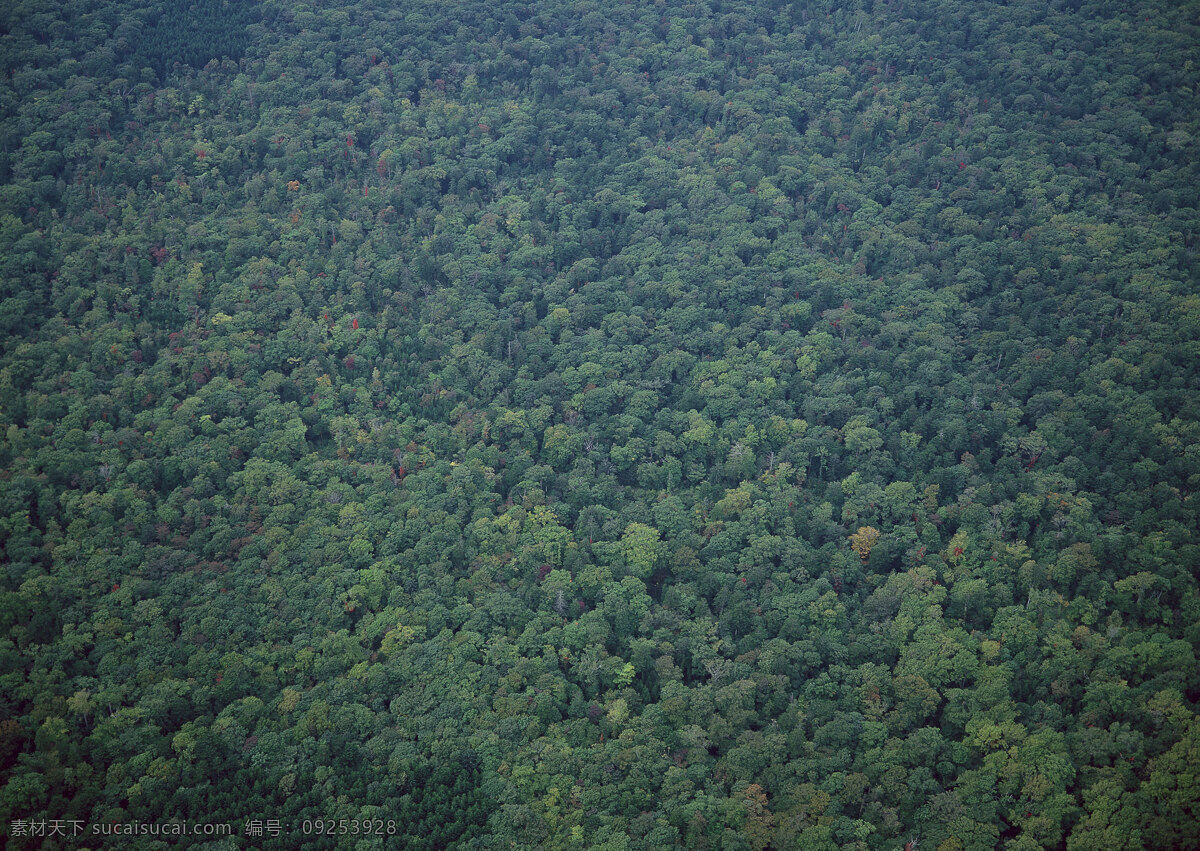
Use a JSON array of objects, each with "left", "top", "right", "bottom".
[
  {"left": 139, "top": 0, "right": 262, "bottom": 77},
  {"left": 0, "top": 0, "right": 1198, "bottom": 848}
]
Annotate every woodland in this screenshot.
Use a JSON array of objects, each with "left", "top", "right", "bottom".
[{"left": 0, "top": 0, "right": 1198, "bottom": 848}]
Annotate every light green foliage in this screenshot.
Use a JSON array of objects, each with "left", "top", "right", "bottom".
[
  {"left": 842, "top": 416, "right": 883, "bottom": 454},
  {"left": 618, "top": 522, "right": 661, "bottom": 579}
]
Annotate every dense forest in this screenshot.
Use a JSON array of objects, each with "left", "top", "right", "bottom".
[{"left": 1, "top": 0, "right": 1198, "bottom": 847}]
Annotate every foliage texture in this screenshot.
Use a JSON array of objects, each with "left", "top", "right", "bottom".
[{"left": 1, "top": 0, "right": 1198, "bottom": 848}]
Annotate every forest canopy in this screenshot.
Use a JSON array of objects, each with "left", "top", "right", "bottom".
[{"left": 0, "top": 0, "right": 1198, "bottom": 848}]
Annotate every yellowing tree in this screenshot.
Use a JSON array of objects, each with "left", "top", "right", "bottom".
[
  {"left": 742, "top": 783, "right": 774, "bottom": 851},
  {"left": 850, "top": 526, "right": 881, "bottom": 562}
]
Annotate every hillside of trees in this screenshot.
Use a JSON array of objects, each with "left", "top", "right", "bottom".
[{"left": 1, "top": 0, "right": 1198, "bottom": 847}]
